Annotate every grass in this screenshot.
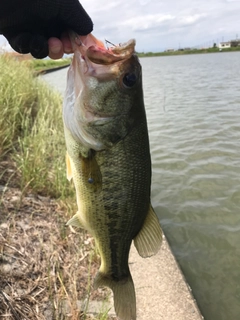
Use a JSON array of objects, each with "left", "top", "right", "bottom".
[
  {"left": 0, "top": 54, "right": 115, "bottom": 320},
  {"left": 0, "top": 53, "right": 73, "bottom": 198},
  {"left": 30, "top": 58, "right": 71, "bottom": 72}
]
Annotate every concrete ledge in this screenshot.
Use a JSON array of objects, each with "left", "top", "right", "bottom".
[
  {"left": 36, "top": 64, "right": 70, "bottom": 75},
  {"left": 63, "top": 234, "right": 203, "bottom": 319},
  {"left": 129, "top": 235, "right": 203, "bottom": 320}
]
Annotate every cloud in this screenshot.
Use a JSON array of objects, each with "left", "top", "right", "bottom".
[
  {"left": 0, "top": 36, "right": 12, "bottom": 52},
  {"left": 81, "top": 0, "right": 231, "bottom": 51},
  {"left": 177, "top": 13, "right": 207, "bottom": 27},
  {"left": 120, "top": 14, "right": 175, "bottom": 32}
]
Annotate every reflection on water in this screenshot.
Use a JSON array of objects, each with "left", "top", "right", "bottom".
[{"left": 43, "top": 52, "right": 240, "bottom": 320}]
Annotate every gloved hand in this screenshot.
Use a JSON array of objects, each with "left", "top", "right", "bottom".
[{"left": 0, "top": 0, "right": 93, "bottom": 59}]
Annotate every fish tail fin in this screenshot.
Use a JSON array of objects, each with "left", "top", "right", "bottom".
[{"left": 94, "top": 272, "right": 136, "bottom": 320}]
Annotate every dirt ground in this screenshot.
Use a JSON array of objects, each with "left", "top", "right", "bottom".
[{"left": 0, "top": 161, "right": 116, "bottom": 320}]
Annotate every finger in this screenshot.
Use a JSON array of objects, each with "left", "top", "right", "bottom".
[
  {"left": 30, "top": 34, "right": 49, "bottom": 58},
  {"left": 6, "top": 32, "right": 49, "bottom": 58},
  {"left": 48, "top": 37, "right": 64, "bottom": 59},
  {"left": 8, "top": 32, "right": 32, "bottom": 54},
  {"left": 60, "top": 32, "right": 72, "bottom": 54}
]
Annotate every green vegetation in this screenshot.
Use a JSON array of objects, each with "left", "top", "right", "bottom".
[
  {"left": 137, "top": 46, "right": 240, "bottom": 57},
  {"left": 0, "top": 54, "right": 72, "bottom": 198},
  {"left": 0, "top": 54, "right": 114, "bottom": 320},
  {"left": 30, "top": 57, "right": 71, "bottom": 72}
]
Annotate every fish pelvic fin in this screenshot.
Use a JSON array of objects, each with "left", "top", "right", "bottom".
[
  {"left": 66, "top": 152, "right": 73, "bottom": 181},
  {"left": 134, "top": 205, "right": 163, "bottom": 257},
  {"left": 66, "top": 212, "right": 84, "bottom": 229},
  {"left": 94, "top": 272, "right": 136, "bottom": 320}
]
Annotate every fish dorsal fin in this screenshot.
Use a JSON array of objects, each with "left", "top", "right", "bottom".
[
  {"left": 134, "top": 205, "right": 163, "bottom": 258},
  {"left": 66, "top": 152, "right": 73, "bottom": 181}
]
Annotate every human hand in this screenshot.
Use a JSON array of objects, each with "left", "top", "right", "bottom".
[
  {"left": 0, "top": 0, "right": 93, "bottom": 59},
  {"left": 47, "top": 33, "right": 88, "bottom": 59}
]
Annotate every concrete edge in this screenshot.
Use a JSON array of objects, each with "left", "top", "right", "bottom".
[
  {"left": 129, "top": 233, "right": 203, "bottom": 320},
  {"left": 78, "top": 233, "right": 203, "bottom": 320},
  {"left": 36, "top": 64, "right": 70, "bottom": 75}
]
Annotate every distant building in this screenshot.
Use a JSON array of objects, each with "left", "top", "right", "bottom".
[
  {"left": 218, "top": 42, "right": 231, "bottom": 49},
  {"left": 230, "top": 40, "right": 240, "bottom": 47},
  {"left": 165, "top": 49, "right": 175, "bottom": 52}
]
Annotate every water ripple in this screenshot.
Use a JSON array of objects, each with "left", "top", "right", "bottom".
[{"left": 141, "top": 52, "right": 240, "bottom": 320}]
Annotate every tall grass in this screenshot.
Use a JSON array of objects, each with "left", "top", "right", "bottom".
[
  {"left": 0, "top": 54, "right": 74, "bottom": 198},
  {"left": 0, "top": 54, "right": 114, "bottom": 319}
]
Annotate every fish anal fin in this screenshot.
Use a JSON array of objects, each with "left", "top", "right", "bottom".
[
  {"left": 94, "top": 272, "right": 136, "bottom": 320},
  {"left": 66, "top": 152, "right": 73, "bottom": 181},
  {"left": 66, "top": 212, "right": 84, "bottom": 229},
  {"left": 134, "top": 205, "right": 162, "bottom": 258}
]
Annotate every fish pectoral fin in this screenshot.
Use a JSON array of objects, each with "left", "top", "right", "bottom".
[
  {"left": 134, "top": 205, "right": 163, "bottom": 258},
  {"left": 94, "top": 272, "right": 136, "bottom": 320},
  {"left": 66, "top": 212, "right": 84, "bottom": 228},
  {"left": 66, "top": 152, "right": 73, "bottom": 181},
  {"left": 81, "top": 150, "right": 102, "bottom": 190}
]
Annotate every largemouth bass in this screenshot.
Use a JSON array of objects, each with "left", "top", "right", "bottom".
[{"left": 63, "top": 33, "right": 162, "bottom": 320}]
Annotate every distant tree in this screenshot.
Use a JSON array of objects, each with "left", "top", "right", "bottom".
[{"left": 213, "top": 43, "right": 217, "bottom": 48}]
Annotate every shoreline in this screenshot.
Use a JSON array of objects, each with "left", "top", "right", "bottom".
[
  {"left": 35, "top": 63, "right": 70, "bottom": 75},
  {"left": 137, "top": 47, "right": 240, "bottom": 58}
]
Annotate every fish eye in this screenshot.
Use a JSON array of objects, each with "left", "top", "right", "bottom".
[{"left": 122, "top": 72, "right": 137, "bottom": 88}]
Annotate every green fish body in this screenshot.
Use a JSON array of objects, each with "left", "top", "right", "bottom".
[{"left": 63, "top": 34, "right": 162, "bottom": 320}]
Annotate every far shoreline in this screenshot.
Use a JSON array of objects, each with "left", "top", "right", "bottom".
[{"left": 137, "top": 46, "right": 240, "bottom": 57}]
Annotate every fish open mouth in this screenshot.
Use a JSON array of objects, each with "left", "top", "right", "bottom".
[{"left": 72, "top": 33, "right": 136, "bottom": 65}]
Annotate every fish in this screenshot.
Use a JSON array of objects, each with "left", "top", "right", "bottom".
[{"left": 62, "top": 32, "right": 163, "bottom": 320}]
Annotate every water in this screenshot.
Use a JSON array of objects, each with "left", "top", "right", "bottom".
[{"left": 43, "top": 52, "right": 240, "bottom": 320}]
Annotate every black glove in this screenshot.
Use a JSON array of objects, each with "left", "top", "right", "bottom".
[{"left": 0, "top": 0, "right": 93, "bottom": 58}]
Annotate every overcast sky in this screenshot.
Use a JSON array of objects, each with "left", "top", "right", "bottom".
[{"left": 1, "top": 0, "right": 240, "bottom": 52}]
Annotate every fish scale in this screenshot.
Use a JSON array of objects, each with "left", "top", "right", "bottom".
[{"left": 63, "top": 33, "right": 163, "bottom": 320}]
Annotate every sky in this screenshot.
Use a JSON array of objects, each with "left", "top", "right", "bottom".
[{"left": 1, "top": 0, "right": 240, "bottom": 53}]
